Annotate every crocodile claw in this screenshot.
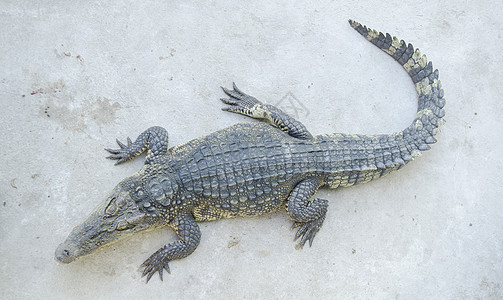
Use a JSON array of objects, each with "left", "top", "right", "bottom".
[
  {"left": 141, "top": 255, "right": 171, "bottom": 283},
  {"left": 220, "top": 82, "right": 263, "bottom": 113},
  {"left": 104, "top": 138, "right": 132, "bottom": 165},
  {"left": 116, "top": 138, "right": 127, "bottom": 149},
  {"left": 292, "top": 218, "right": 324, "bottom": 248}
]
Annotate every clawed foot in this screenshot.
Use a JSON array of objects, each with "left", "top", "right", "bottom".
[
  {"left": 220, "top": 82, "right": 313, "bottom": 139},
  {"left": 220, "top": 82, "right": 264, "bottom": 115},
  {"left": 140, "top": 252, "right": 171, "bottom": 283},
  {"left": 291, "top": 217, "right": 325, "bottom": 248},
  {"left": 105, "top": 137, "right": 134, "bottom": 165}
]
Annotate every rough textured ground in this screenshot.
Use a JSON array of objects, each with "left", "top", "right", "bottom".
[{"left": 1, "top": 1, "right": 502, "bottom": 299}]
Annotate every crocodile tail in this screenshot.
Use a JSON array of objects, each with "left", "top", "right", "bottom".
[{"left": 349, "top": 20, "right": 445, "bottom": 159}]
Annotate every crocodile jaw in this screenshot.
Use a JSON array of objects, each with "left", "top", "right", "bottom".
[
  {"left": 55, "top": 183, "right": 153, "bottom": 264},
  {"left": 54, "top": 197, "right": 113, "bottom": 264}
]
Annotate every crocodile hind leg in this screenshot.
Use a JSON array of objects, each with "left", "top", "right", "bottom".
[
  {"left": 141, "top": 214, "right": 201, "bottom": 282},
  {"left": 286, "top": 177, "right": 328, "bottom": 247},
  {"left": 105, "top": 126, "right": 168, "bottom": 165},
  {"left": 220, "top": 83, "right": 313, "bottom": 139}
]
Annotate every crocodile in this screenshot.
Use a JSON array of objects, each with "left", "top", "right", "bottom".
[{"left": 55, "top": 20, "right": 445, "bottom": 282}]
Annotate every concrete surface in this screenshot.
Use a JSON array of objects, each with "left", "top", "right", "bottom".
[{"left": 1, "top": 1, "right": 502, "bottom": 299}]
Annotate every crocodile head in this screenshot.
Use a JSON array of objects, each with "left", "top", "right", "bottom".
[{"left": 55, "top": 176, "right": 157, "bottom": 264}]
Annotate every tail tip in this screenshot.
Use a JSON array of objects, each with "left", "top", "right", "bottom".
[{"left": 348, "top": 19, "right": 359, "bottom": 28}]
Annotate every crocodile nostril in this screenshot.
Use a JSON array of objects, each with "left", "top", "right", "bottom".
[{"left": 55, "top": 244, "right": 76, "bottom": 264}]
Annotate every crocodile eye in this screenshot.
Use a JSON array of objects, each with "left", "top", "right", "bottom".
[
  {"left": 105, "top": 201, "right": 118, "bottom": 215},
  {"left": 105, "top": 192, "right": 131, "bottom": 215},
  {"left": 116, "top": 219, "right": 129, "bottom": 230},
  {"left": 116, "top": 192, "right": 129, "bottom": 208},
  {"left": 126, "top": 213, "right": 146, "bottom": 225}
]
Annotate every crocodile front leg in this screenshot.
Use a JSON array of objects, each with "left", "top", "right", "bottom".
[
  {"left": 286, "top": 177, "right": 328, "bottom": 247},
  {"left": 220, "top": 83, "right": 313, "bottom": 140},
  {"left": 105, "top": 126, "right": 168, "bottom": 165},
  {"left": 141, "top": 214, "right": 201, "bottom": 282}
]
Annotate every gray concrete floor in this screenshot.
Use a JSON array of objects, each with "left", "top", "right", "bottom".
[{"left": 1, "top": 1, "right": 502, "bottom": 299}]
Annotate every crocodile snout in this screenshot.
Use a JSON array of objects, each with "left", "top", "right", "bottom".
[{"left": 55, "top": 243, "right": 77, "bottom": 264}]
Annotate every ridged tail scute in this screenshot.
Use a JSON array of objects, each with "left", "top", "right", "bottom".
[{"left": 348, "top": 20, "right": 445, "bottom": 159}]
